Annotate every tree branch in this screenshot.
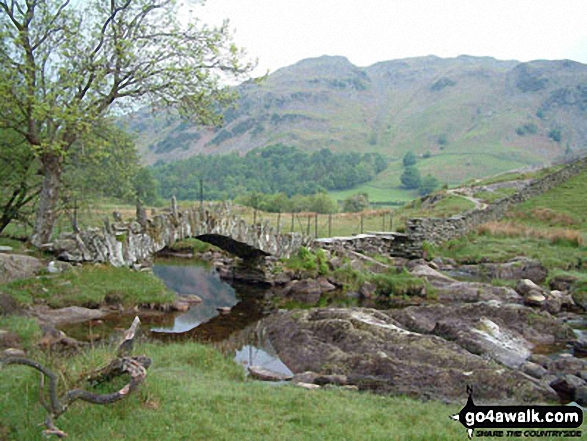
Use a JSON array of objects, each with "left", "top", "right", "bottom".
[{"left": 0, "top": 316, "right": 150, "bottom": 438}]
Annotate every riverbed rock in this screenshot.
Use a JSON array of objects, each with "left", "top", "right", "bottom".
[
  {"left": 47, "top": 260, "right": 73, "bottom": 274},
  {"left": 549, "top": 375, "right": 586, "bottom": 402},
  {"left": 461, "top": 258, "right": 547, "bottom": 284},
  {"left": 516, "top": 279, "right": 546, "bottom": 296},
  {"left": 0, "top": 254, "right": 44, "bottom": 284},
  {"left": 391, "top": 302, "right": 574, "bottom": 369},
  {"left": 248, "top": 366, "right": 293, "bottom": 382},
  {"left": 524, "top": 290, "right": 546, "bottom": 307},
  {"left": 549, "top": 275, "right": 579, "bottom": 292},
  {"left": 409, "top": 263, "right": 521, "bottom": 304},
  {"left": 31, "top": 305, "right": 107, "bottom": 326},
  {"left": 575, "top": 386, "right": 587, "bottom": 406},
  {"left": 547, "top": 356, "right": 587, "bottom": 376},
  {"left": 521, "top": 361, "right": 548, "bottom": 379},
  {"left": 282, "top": 279, "right": 323, "bottom": 304},
  {"left": 262, "top": 308, "right": 558, "bottom": 404}
]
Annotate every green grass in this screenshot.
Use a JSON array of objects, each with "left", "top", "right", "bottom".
[
  {"left": 401, "top": 195, "right": 476, "bottom": 219},
  {"left": 0, "top": 338, "right": 467, "bottom": 441},
  {"left": 0, "top": 315, "right": 41, "bottom": 351},
  {"left": 1, "top": 264, "right": 175, "bottom": 308},
  {"left": 513, "top": 170, "right": 587, "bottom": 230},
  {"left": 434, "top": 168, "right": 587, "bottom": 272}
]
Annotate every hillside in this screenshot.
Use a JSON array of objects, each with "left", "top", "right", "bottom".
[{"left": 129, "top": 55, "right": 587, "bottom": 186}]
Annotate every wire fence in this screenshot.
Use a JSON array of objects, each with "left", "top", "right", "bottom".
[
  {"left": 5, "top": 198, "right": 406, "bottom": 242},
  {"left": 232, "top": 207, "right": 402, "bottom": 239}
]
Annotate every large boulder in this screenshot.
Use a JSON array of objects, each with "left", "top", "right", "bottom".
[
  {"left": 262, "top": 308, "right": 558, "bottom": 404},
  {"left": 391, "top": 302, "right": 575, "bottom": 364},
  {"left": 409, "top": 263, "right": 521, "bottom": 304},
  {"left": 460, "top": 258, "right": 548, "bottom": 284},
  {"left": 0, "top": 253, "right": 44, "bottom": 284}
]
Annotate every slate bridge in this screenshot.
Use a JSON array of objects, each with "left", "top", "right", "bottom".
[{"left": 50, "top": 201, "right": 312, "bottom": 267}]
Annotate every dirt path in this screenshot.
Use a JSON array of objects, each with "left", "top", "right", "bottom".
[{"left": 447, "top": 188, "right": 488, "bottom": 210}]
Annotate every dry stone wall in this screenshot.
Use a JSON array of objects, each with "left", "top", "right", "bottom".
[
  {"left": 407, "top": 156, "right": 587, "bottom": 246},
  {"left": 317, "top": 156, "right": 587, "bottom": 258}
]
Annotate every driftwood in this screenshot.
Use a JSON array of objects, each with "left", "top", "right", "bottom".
[{"left": 0, "top": 316, "right": 151, "bottom": 438}]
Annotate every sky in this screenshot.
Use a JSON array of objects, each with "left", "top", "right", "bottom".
[{"left": 190, "top": 0, "right": 587, "bottom": 76}]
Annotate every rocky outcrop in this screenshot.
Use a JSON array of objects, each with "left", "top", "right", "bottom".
[
  {"left": 457, "top": 258, "right": 548, "bottom": 284},
  {"left": 409, "top": 262, "right": 521, "bottom": 304},
  {"left": 391, "top": 303, "right": 574, "bottom": 368},
  {"left": 262, "top": 308, "right": 559, "bottom": 404},
  {"left": 0, "top": 253, "right": 44, "bottom": 284}
]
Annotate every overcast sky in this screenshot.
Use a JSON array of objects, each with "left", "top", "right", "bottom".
[{"left": 191, "top": 0, "right": 587, "bottom": 75}]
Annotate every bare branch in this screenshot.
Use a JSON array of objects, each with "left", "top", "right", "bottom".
[{"left": 0, "top": 316, "right": 150, "bottom": 438}]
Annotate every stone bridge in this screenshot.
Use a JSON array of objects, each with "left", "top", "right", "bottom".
[{"left": 49, "top": 202, "right": 311, "bottom": 267}]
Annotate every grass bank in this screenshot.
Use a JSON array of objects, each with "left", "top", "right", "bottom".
[
  {"left": 1, "top": 264, "right": 175, "bottom": 308},
  {"left": 0, "top": 334, "right": 469, "bottom": 441}
]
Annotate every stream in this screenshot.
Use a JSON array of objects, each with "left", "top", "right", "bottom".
[{"left": 62, "top": 258, "right": 292, "bottom": 377}]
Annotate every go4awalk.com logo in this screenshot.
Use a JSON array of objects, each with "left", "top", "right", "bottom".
[{"left": 450, "top": 387, "right": 584, "bottom": 439}]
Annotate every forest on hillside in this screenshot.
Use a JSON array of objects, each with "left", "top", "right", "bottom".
[{"left": 151, "top": 145, "right": 388, "bottom": 200}]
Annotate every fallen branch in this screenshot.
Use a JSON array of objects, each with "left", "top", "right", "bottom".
[{"left": 0, "top": 316, "right": 151, "bottom": 438}]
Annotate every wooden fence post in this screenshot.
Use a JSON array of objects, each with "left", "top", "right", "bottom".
[
  {"left": 314, "top": 214, "right": 318, "bottom": 238},
  {"left": 328, "top": 213, "right": 332, "bottom": 237}
]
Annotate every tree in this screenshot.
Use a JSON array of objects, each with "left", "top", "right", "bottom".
[
  {"left": 0, "top": 129, "right": 41, "bottom": 233},
  {"left": 400, "top": 166, "right": 421, "bottom": 189},
  {"left": 402, "top": 151, "right": 417, "bottom": 167},
  {"left": 419, "top": 174, "right": 439, "bottom": 196},
  {"left": 0, "top": 0, "right": 254, "bottom": 246},
  {"left": 342, "top": 193, "right": 369, "bottom": 213}
]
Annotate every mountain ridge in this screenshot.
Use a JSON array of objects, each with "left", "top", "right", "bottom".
[{"left": 128, "top": 54, "right": 587, "bottom": 185}]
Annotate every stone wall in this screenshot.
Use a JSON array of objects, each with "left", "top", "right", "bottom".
[
  {"left": 315, "top": 156, "right": 587, "bottom": 259},
  {"left": 50, "top": 204, "right": 311, "bottom": 267},
  {"left": 406, "top": 156, "right": 587, "bottom": 246}
]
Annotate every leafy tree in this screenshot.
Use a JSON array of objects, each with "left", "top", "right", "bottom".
[
  {"left": 419, "top": 174, "right": 440, "bottom": 196},
  {"left": 402, "top": 151, "right": 417, "bottom": 167},
  {"left": 151, "top": 145, "right": 388, "bottom": 200},
  {"left": 307, "top": 193, "right": 338, "bottom": 214},
  {"left": 548, "top": 128, "right": 562, "bottom": 142},
  {"left": 0, "top": 0, "right": 253, "bottom": 246},
  {"left": 400, "top": 166, "right": 421, "bottom": 189},
  {"left": 0, "top": 129, "right": 41, "bottom": 233},
  {"left": 342, "top": 193, "right": 369, "bottom": 213},
  {"left": 437, "top": 134, "right": 448, "bottom": 146}
]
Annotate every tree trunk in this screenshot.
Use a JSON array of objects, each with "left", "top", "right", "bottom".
[{"left": 30, "top": 153, "right": 63, "bottom": 247}]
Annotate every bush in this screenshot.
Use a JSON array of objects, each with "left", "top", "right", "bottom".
[
  {"left": 400, "top": 166, "right": 421, "bottom": 189},
  {"left": 402, "top": 151, "right": 417, "bottom": 167},
  {"left": 342, "top": 193, "right": 369, "bottom": 212}
]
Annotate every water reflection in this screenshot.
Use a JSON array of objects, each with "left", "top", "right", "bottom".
[
  {"left": 217, "top": 321, "right": 293, "bottom": 378},
  {"left": 152, "top": 261, "right": 239, "bottom": 333}
]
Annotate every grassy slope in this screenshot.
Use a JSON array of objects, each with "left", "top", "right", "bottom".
[
  {"left": 4, "top": 337, "right": 584, "bottom": 441},
  {"left": 433, "top": 168, "right": 587, "bottom": 272}
]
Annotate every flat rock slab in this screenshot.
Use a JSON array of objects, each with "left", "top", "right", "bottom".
[
  {"left": 262, "top": 308, "right": 558, "bottom": 404},
  {"left": 31, "top": 306, "right": 107, "bottom": 326},
  {"left": 248, "top": 365, "right": 293, "bottom": 382}
]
